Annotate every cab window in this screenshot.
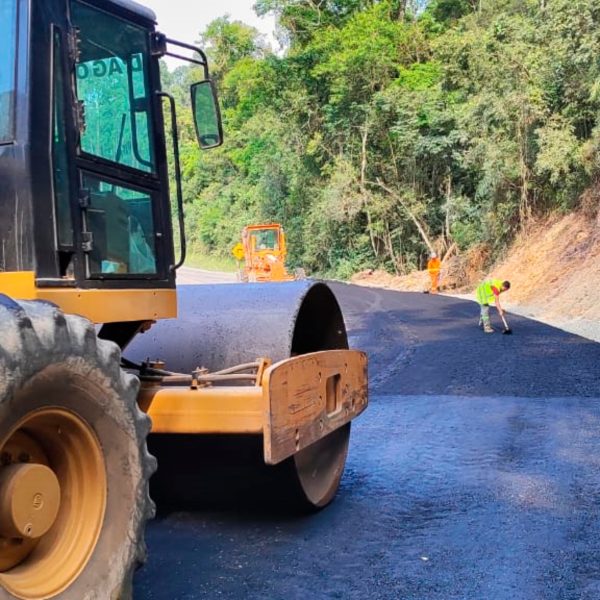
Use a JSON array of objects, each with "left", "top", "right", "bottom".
[
  {"left": 251, "top": 229, "right": 278, "bottom": 250},
  {"left": 71, "top": 1, "right": 156, "bottom": 173},
  {"left": 83, "top": 173, "right": 158, "bottom": 276},
  {"left": 0, "top": 0, "right": 18, "bottom": 143}
]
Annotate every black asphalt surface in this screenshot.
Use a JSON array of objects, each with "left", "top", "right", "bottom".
[{"left": 134, "top": 284, "right": 600, "bottom": 600}]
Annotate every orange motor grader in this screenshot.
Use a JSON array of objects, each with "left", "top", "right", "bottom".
[
  {"left": 239, "top": 223, "right": 304, "bottom": 282},
  {"left": 0, "top": 0, "right": 367, "bottom": 598}
]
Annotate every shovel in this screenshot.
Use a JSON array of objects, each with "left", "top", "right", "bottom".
[{"left": 500, "top": 312, "right": 512, "bottom": 335}]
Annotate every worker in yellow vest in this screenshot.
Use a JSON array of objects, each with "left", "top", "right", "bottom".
[
  {"left": 476, "top": 278, "right": 510, "bottom": 333},
  {"left": 427, "top": 252, "right": 441, "bottom": 293}
]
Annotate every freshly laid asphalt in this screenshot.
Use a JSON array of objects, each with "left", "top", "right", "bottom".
[{"left": 134, "top": 283, "right": 600, "bottom": 600}]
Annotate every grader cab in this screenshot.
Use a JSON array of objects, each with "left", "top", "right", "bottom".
[{"left": 0, "top": 0, "right": 367, "bottom": 598}]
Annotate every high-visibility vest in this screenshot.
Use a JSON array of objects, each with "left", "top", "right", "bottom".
[{"left": 476, "top": 279, "right": 503, "bottom": 305}]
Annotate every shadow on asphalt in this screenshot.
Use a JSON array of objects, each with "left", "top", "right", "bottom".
[{"left": 149, "top": 433, "right": 327, "bottom": 518}]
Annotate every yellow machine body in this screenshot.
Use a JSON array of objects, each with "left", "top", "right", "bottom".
[
  {"left": 1, "top": 271, "right": 367, "bottom": 468},
  {"left": 0, "top": 272, "right": 177, "bottom": 323},
  {"left": 139, "top": 350, "right": 367, "bottom": 465}
]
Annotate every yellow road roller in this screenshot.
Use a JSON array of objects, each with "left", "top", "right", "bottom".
[{"left": 0, "top": 0, "right": 367, "bottom": 597}]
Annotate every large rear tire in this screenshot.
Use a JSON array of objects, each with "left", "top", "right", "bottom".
[{"left": 0, "top": 297, "right": 155, "bottom": 600}]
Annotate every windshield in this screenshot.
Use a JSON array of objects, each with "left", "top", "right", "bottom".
[
  {"left": 71, "top": 1, "right": 156, "bottom": 173},
  {"left": 0, "top": 0, "right": 17, "bottom": 143},
  {"left": 250, "top": 229, "right": 279, "bottom": 251}
]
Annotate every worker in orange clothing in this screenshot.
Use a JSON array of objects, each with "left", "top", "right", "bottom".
[{"left": 427, "top": 252, "right": 441, "bottom": 293}]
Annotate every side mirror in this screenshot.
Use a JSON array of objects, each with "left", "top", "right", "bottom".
[{"left": 190, "top": 80, "right": 223, "bottom": 149}]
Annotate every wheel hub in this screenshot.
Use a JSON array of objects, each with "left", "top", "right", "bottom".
[
  {"left": 0, "top": 463, "right": 61, "bottom": 539},
  {"left": 0, "top": 407, "right": 106, "bottom": 599}
]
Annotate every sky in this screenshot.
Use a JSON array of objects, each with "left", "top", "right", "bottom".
[{"left": 142, "top": 0, "right": 278, "bottom": 59}]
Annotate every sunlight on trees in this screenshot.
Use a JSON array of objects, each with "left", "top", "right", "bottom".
[{"left": 164, "top": 0, "right": 600, "bottom": 276}]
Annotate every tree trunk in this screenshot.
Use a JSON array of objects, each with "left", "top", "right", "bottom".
[
  {"left": 384, "top": 222, "right": 401, "bottom": 275},
  {"left": 359, "top": 124, "right": 379, "bottom": 258},
  {"left": 518, "top": 113, "right": 532, "bottom": 225},
  {"left": 443, "top": 174, "right": 452, "bottom": 252},
  {"left": 370, "top": 179, "right": 435, "bottom": 253}
]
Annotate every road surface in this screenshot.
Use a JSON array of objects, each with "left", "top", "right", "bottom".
[
  {"left": 176, "top": 266, "right": 236, "bottom": 284},
  {"left": 134, "top": 278, "right": 600, "bottom": 600}
]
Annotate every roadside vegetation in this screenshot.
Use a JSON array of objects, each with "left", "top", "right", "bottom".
[
  {"left": 183, "top": 250, "right": 238, "bottom": 272},
  {"left": 167, "top": 0, "right": 600, "bottom": 279}
]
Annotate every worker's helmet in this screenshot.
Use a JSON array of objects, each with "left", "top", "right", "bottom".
[
  {"left": 430, "top": 252, "right": 437, "bottom": 258},
  {"left": 502, "top": 280, "right": 511, "bottom": 290}
]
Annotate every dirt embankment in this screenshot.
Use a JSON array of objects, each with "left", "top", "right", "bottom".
[{"left": 352, "top": 210, "right": 600, "bottom": 342}]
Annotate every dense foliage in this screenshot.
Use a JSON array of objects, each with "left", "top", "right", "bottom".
[{"left": 167, "top": 0, "right": 600, "bottom": 276}]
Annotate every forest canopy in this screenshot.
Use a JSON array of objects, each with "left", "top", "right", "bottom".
[{"left": 164, "top": 0, "right": 600, "bottom": 277}]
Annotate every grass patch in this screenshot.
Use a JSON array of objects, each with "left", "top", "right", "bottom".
[{"left": 184, "top": 251, "right": 238, "bottom": 272}]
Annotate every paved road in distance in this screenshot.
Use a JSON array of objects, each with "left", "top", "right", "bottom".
[{"left": 176, "top": 266, "right": 236, "bottom": 285}]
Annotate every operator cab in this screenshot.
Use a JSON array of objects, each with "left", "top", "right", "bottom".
[
  {"left": 250, "top": 228, "right": 280, "bottom": 251},
  {"left": 0, "top": 0, "right": 221, "bottom": 289}
]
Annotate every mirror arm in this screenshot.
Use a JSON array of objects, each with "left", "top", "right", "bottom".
[
  {"left": 156, "top": 91, "right": 186, "bottom": 271},
  {"left": 151, "top": 33, "right": 209, "bottom": 79}
]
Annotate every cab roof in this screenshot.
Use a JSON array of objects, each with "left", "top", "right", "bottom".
[{"left": 107, "top": 0, "right": 156, "bottom": 22}]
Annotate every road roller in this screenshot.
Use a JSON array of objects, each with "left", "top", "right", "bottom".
[{"left": 0, "top": 0, "right": 367, "bottom": 597}]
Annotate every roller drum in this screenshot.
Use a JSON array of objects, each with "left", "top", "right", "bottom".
[
  {"left": 126, "top": 280, "right": 354, "bottom": 511},
  {"left": 125, "top": 280, "right": 348, "bottom": 372}
]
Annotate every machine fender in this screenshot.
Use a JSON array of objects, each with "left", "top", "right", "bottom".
[{"left": 262, "top": 349, "right": 368, "bottom": 465}]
